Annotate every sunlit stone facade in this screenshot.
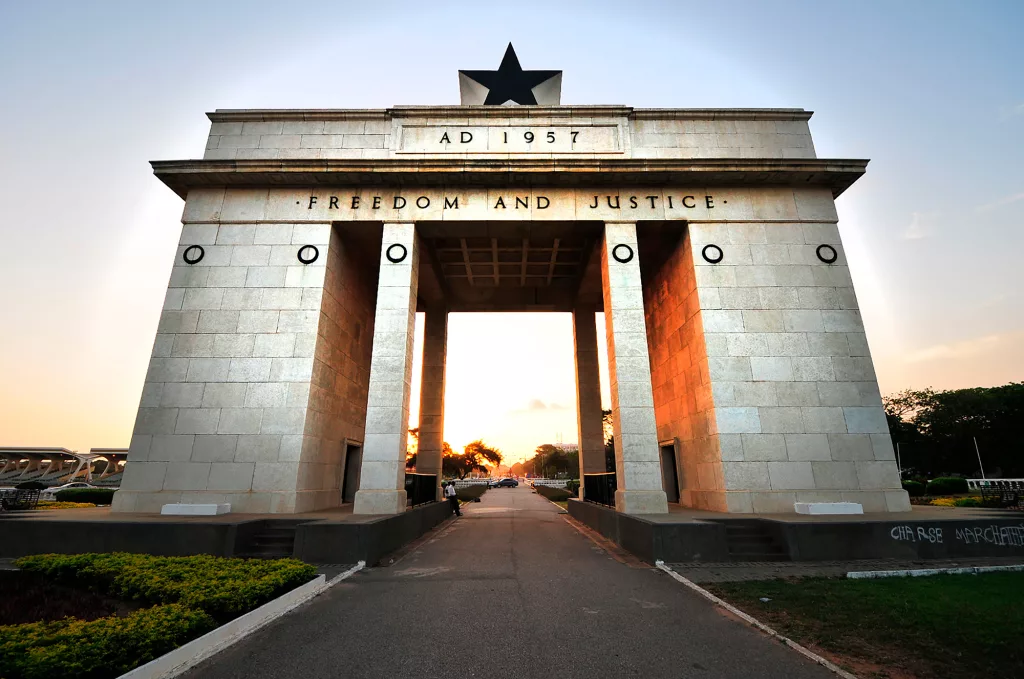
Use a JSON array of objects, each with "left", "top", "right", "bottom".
[{"left": 113, "top": 106, "right": 909, "bottom": 515}]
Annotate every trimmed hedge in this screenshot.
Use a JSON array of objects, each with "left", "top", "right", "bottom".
[
  {"left": 455, "top": 484, "right": 487, "bottom": 502},
  {"left": 566, "top": 479, "right": 580, "bottom": 495},
  {"left": 5, "top": 554, "right": 318, "bottom": 678},
  {"left": 15, "top": 553, "right": 317, "bottom": 623},
  {"left": 54, "top": 488, "right": 115, "bottom": 505},
  {"left": 926, "top": 477, "right": 969, "bottom": 495},
  {"left": 902, "top": 480, "right": 926, "bottom": 497},
  {"left": 534, "top": 485, "right": 573, "bottom": 502},
  {"left": 0, "top": 604, "right": 215, "bottom": 679}
]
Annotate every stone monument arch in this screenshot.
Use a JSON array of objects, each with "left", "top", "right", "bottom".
[{"left": 113, "top": 50, "right": 909, "bottom": 516}]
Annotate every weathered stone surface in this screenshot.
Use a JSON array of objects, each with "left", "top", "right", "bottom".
[{"left": 118, "top": 104, "right": 903, "bottom": 515}]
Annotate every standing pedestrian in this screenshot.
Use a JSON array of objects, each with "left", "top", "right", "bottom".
[{"left": 444, "top": 481, "right": 461, "bottom": 517}]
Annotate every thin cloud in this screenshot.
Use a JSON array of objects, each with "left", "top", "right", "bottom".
[
  {"left": 903, "top": 211, "right": 935, "bottom": 240},
  {"left": 976, "top": 191, "right": 1024, "bottom": 212},
  {"left": 511, "top": 399, "right": 569, "bottom": 414},
  {"left": 998, "top": 103, "right": 1024, "bottom": 120},
  {"left": 904, "top": 331, "right": 1024, "bottom": 364}
]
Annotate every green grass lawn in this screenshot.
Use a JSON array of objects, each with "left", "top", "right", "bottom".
[{"left": 708, "top": 572, "right": 1024, "bottom": 679}]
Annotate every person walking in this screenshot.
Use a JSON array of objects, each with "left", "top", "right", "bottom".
[{"left": 444, "top": 481, "right": 461, "bottom": 517}]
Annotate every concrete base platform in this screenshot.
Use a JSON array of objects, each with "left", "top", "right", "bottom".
[
  {"left": 794, "top": 501, "right": 863, "bottom": 515},
  {"left": 0, "top": 501, "right": 452, "bottom": 565},
  {"left": 161, "top": 503, "right": 231, "bottom": 516},
  {"left": 568, "top": 499, "right": 1024, "bottom": 564}
]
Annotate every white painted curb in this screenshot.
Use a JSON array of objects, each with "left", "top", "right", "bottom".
[
  {"left": 118, "top": 561, "right": 365, "bottom": 679},
  {"left": 847, "top": 563, "right": 1024, "bottom": 579},
  {"left": 654, "top": 561, "right": 858, "bottom": 679}
]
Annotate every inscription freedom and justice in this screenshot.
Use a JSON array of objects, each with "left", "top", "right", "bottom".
[{"left": 306, "top": 192, "right": 720, "bottom": 211}]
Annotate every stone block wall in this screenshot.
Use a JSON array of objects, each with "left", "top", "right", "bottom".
[
  {"left": 644, "top": 231, "right": 725, "bottom": 511},
  {"left": 200, "top": 108, "right": 815, "bottom": 162},
  {"left": 644, "top": 187, "right": 910, "bottom": 513},
  {"left": 601, "top": 225, "right": 669, "bottom": 514},
  {"left": 630, "top": 116, "right": 815, "bottom": 160},
  {"left": 297, "top": 226, "right": 377, "bottom": 512},
  {"left": 204, "top": 117, "right": 392, "bottom": 161},
  {"left": 112, "top": 191, "right": 377, "bottom": 513}
]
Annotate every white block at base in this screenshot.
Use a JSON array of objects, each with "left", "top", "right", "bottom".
[
  {"left": 160, "top": 503, "right": 231, "bottom": 516},
  {"left": 794, "top": 502, "right": 863, "bottom": 515}
]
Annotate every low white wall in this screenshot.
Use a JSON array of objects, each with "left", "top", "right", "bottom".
[{"left": 531, "top": 479, "right": 571, "bottom": 488}]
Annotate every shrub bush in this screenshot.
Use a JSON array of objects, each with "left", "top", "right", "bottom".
[
  {"left": 15, "top": 553, "right": 317, "bottom": 623},
  {"left": 54, "top": 488, "right": 116, "bottom": 505},
  {"left": 37, "top": 502, "right": 96, "bottom": 510},
  {"left": 455, "top": 484, "right": 487, "bottom": 502},
  {"left": 953, "top": 497, "right": 982, "bottom": 508},
  {"left": 14, "top": 481, "right": 46, "bottom": 490},
  {"left": 0, "top": 604, "right": 215, "bottom": 679},
  {"left": 534, "top": 485, "right": 573, "bottom": 502},
  {"left": 565, "top": 480, "right": 580, "bottom": 495},
  {"left": 902, "top": 480, "right": 926, "bottom": 497},
  {"left": 926, "top": 477, "right": 969, "bottom": 495}
]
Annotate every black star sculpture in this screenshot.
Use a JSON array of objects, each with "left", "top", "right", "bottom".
[{"left": 459, "top": 44, "right": 562, "bottom": 106}]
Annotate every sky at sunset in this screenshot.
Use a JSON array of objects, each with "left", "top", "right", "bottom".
[{"left": 0, "top": 1, "right": 1021, "bottom": 463}]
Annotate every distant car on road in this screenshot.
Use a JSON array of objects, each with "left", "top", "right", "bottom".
[{"left": 495, "top": 478, "right": 518, "bottom": 488}]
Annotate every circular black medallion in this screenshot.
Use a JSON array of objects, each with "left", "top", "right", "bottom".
[
  {"left": 386, "top": 243, "right": 408, "bottom": 263},
  {"left": 182, "top": 245, "right": 205, "bottom": 265},
  {"left": 701, "top": 244, "right": 724, "bottom": 264},
  {"left": 611, "top": 244, "right": 634, "bottom": 263},
  {"left": 297, "top": 245, "right": 319, "bottom": 265},
  {"left": 816, "top": 244, "right": 838, "bottom": 264}
]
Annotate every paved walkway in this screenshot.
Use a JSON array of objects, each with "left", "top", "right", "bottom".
[{"left": 184, "top": 487, "right": 834, "bottom": 679}]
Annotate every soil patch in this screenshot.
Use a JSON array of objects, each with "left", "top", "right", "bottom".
[{"left": 0, "top": 570, "right": 139, "bottom": 625}]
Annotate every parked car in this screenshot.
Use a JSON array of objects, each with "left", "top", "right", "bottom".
[
  {"left": 41, "top": 481, "right": 96, "bottom": 499},
  {"left": 487, "top": 478, "right": 500, "bottom": 488},
  {"left": 495, "top": 478, "right": 518, "bottom": 488}
]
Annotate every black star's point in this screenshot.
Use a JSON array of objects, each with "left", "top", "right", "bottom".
[{"left": 459, "top": 43, "right": 561, "bottom": 106}]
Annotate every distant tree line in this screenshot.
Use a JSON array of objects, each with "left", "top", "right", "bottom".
[
  {"left": 520, "top": 444, "right": 578, "bottom": 478},
  {"left": 883, "top": 382, "right": 1024, "bottom": 478},
  {"left": 405, "top": 430, "right": 503, "bottom": 479}
]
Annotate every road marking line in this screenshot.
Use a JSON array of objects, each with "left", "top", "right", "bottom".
[{"left": 655, "top": 561, "right": 859, "bottom": 679}]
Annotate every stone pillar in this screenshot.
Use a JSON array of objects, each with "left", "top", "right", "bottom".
[
  {"left": 112, "top": 215, "right": 337, "bottom": 515},
  {"left": 573, "top": 306, "right": 606, "bottom": 500},
  {"left": 601, "top": 222, "right": 669, "bottom": 514},
  {"left": 416, "top": 305, "right": 447, "bottom": 501},
  {"left": 353, "top": 223, "right": 419, "bottom": 515}
]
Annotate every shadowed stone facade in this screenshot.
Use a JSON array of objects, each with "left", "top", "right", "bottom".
[{"left": 114, "top": 105, "right": 909, "bottom": 516}]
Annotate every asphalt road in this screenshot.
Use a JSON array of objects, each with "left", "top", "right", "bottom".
[{"left": 184, "top": 487, "right": 834, "bottom": 679}]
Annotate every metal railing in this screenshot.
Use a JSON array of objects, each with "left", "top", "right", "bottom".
[
  {"left": 583, "top": 472, "right": 616, "bottom": 507},
  {"left": 0, "top": 489, "right": 41, "bottom": 511},
  {"left": 405, "top": 473, "right": 438, "bottom": 507},
  {"left": 967, "top": 479, "right": 1024, "bottom": 490}
]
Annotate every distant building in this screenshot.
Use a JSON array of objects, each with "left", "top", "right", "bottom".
[{"left": 0, "top": 447, "right": 126, "bottom": 486}]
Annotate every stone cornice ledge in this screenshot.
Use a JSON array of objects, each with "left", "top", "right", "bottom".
[
  {"left": 207, "top": 107, "right": 812, "bottom": 122},
  {"left": 151, "top": 157, "right": 868, "bottom": 199}
]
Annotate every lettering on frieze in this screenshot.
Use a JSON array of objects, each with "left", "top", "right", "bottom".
[
  {"left": 308, "top": 193, "right": 716, "bottom": 212},
  {"left": 399, "top": 125, "right": 621, "bottom": 154}
]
